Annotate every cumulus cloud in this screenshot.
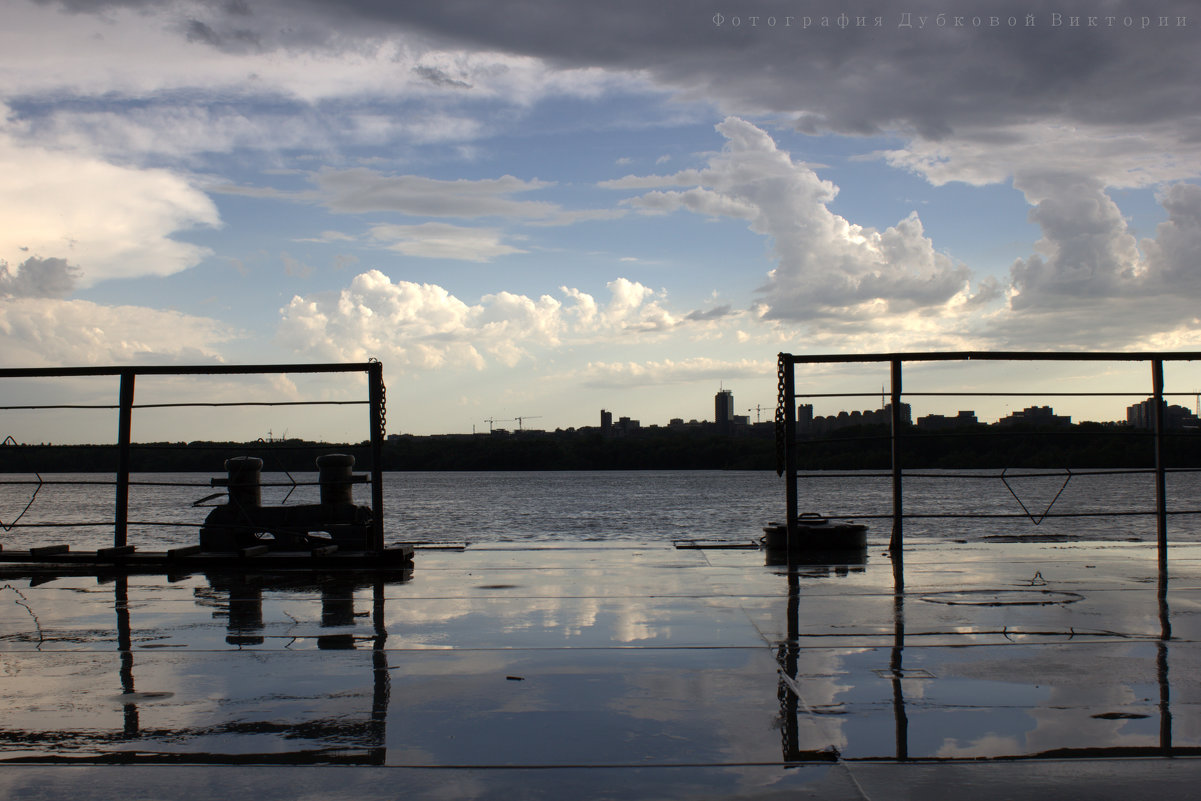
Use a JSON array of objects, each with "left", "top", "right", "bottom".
[
  {"left": 0, "top": 297, "right": 232, "bottom": 366},
  {"left": 1142, "top": 183, "right": 1201, "bottom": 294},
  {"left": 276, "top": 270, "right": 681, "bottom": 369},
  {"left": 611, "top": 117, "right": 972, "bottom": 320},
  {"left": 0, "top": 257, "right": 81, "bottom": 298},
  {"left": 0, "top": 128, "right": 219, "bottom": 287},
  {"left": 1008, "top": 175, "right": 1142, "bottom": 310}
]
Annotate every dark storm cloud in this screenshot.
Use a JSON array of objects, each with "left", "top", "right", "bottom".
[
  {"left": 36, "top": 1, "right": 1200, "bottom": 137},
  {"left": 0, "top": 257, "right": 81, "bottom": 298},
  {"left": 79, "top": 0, "right": 1192, "bottom": 138}
]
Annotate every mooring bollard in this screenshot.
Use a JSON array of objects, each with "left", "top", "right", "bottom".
[
  {"left": 317, "top": 453, "right": 357, "bottom": 507},
  {"left": 223, "top": 456, "right": 264, "bottom": 510}
]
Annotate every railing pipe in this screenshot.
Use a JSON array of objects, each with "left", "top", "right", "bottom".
[
  {"left": 114, "top": 370, "right": 135, "bottom": 547},
  {"left": 1152, "top": 359, "right": 1168, "bottom": 573},
  {"left": 784, "top": 357, "right": 798, "bottom": 551},
  {"left": 889, "top": 359, "right": 904, "bottom": 554},
  {"left": 368, "top": 361, "right": 386, "bottom": 553}
]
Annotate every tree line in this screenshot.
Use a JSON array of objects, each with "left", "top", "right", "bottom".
[{"left": 2, "top": 423, "right": 1197, "bottom": 472}]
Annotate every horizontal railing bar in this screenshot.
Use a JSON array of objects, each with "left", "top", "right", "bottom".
[
  {"left": 0, "top": 405, "right": 118, "bottom": 410},
  {"left": 795, "top": 468, "right": 1174, "bottom": 479},
  {"left": 0, "top": 400, "right": 369, "bottom": 411},
  {"left": 0, "top": 363, "right": 376, "bottom": 379},
  {"left": 134, "top": 401, "right": 369, "bottom": 409},
  {"left": 1, "top": 520, "right": 203, "bottom": 529},
  {"left": 130, "top": 442, "right": 360, "bottom": 450},
  {"left": 782, "top": 351, "right": 1201, "bottom": 364},
  {"left": 792, "top": 510, "right": 1201, "bottom": 519},
  {"left": 796, "top": 391, "right": 1156, "bottom": 399}
]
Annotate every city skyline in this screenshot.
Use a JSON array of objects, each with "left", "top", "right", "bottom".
[{"left": 2, "top": 2, "right": 1200, "bottom": 443}]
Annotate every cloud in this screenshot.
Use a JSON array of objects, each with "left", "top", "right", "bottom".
[
  {"left": 1142, "top": 183, "right": 1201, "bottom": 294},
  {"left": 215, "top": 168, "right": 624, "bottom": 230},
  {"left": 20, "top": 105, "right": 486, "bottom": 162},
  {"left": 368, "top": 222, "right": 527, "bottom": 262},
  {"left": 276, "top": 270, "right": 682, "bottom": 369},
  {"left": 573, "top": 357, "right": 773, "bottom": 388},
  {"left": 0, "top": 125, "right": 219, "bottom": 287},
  {"left": 5, "top": 2, "right": 638, "bottom": 108},
  {"left": 684, "top": 305, "right": 733, "bottom": 322},
  {"left": 0, "top": 297, "right": 233, "bottom": 367},
  {"left": 114, "top": 0, "right": 1194, "bottom": 140},
  {"left": 1008, "top": 175, "right": 1142, "bottom": 310},
  {"left": 0, "top": 257, "right": 81, "bottom": 298},
  {"left": 314, "top": 169, "right": 557, "bottom": 217},
  {"left": 611, "top": 117, "right": 972, "bottom": 320}
]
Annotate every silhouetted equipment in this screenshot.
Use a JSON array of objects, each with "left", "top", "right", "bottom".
[
  {"left": 199, "top": 453, "right": 373, "bottom": 551},
  {"left": 513, "top": 415, "right": 542, "bottom": 430},
  {"left": 484, "top": 417, "right": 511, "bottom": 432},
  {"left": 761, "top": 512, "right": 868, "bottom": 565}
]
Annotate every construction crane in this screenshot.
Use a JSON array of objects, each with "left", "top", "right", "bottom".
[
  {"left": 747, "top": 405, "right": 768, "bottom": 423},
  {"left": 484, "top": 417, "right": 512, "bottom": 433},
  {"left": 513, "top": 415, "right": 542, "bottom": 431}
]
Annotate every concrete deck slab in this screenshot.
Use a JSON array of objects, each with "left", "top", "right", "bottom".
[{"left": 2, "top": 540, "right": 1201, "bottom": 798}]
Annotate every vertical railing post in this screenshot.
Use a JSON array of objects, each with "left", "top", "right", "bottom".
[
  {"left": 1152, "top": 358, "right": 1168, "bottom": 577},
  {"left": 783, "top": 356, "right": 798, "bottom": 551},
  {"left": 889, "top": 359, "right": 904, "bottom": 555},
  {"left": 114, "top": 369, "right": 135, "bottom": 548},
  {"left": 367, "top": 361, "right": 386, "bottom": 553}
]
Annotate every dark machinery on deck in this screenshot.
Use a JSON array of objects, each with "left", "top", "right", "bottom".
[{"left": 199, "top": 453, "right": 373, "bottom": 552}]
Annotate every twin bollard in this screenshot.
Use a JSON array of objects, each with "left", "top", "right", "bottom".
[{"left": 199, "top": 454, "right": 373, "bottom": 552}]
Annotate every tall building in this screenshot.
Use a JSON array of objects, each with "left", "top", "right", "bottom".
[
  {"left": 715, "top": 389, "right": 734, "bottom": 434},
  {"left": 1127, "top": 398, "right": 1200, "bottom": 429},
  {"left": 600, "top": 409, "right": 612, "bottom": 432}
]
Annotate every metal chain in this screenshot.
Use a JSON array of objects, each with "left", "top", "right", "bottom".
[
  {"left": 775, "top": 356, "right": 787, "bottom": 477},
  {"left": 369, "top": 358, "right": 387, "bottom": 439},
  {"left": 379, "top": 376, "right": 387, "bottom": 439}
]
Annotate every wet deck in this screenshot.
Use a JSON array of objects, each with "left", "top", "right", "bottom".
[{"left": 2, "top": 539, "right": 1200, "bottom": 799}]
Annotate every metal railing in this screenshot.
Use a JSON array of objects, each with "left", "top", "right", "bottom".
[
  {"left": 775, "top": 351, "right": 1201, "bottom": 572},
  {"left": 0, "top": 362, "right": 387, "bottom": 552}
]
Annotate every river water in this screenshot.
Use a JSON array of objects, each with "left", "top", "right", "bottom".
[{"left": 1, "top": 469, "right": 1199, "bottom": 550}]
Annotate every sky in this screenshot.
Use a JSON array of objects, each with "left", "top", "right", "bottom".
[{"left": 3, "top": 0, "right": 1201, "bottom": 443}]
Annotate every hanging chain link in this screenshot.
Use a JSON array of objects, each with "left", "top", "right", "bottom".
[
  {"left": 774, "top": 356, "right": 787, "bottom": 477},
  {"left": 378, "top": 377, "right": 387, "bottom": 439},
  {"left": 369, "top": 358, "right": 387, "bottom": 439}
]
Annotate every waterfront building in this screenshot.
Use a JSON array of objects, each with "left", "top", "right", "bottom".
[
  {"left": 1126, "top": 398, "right": 1201, "bottom": 429},
  {"left": 800, "top": 402, "right": 912, "bottom": 436},
  {"left": 916, "top": 411, "right": 980, "bottom": 430},
  {"left": 995, "top": 405, "right": 1071, "bottom": 427},
  {"left": 715, "top": 389, "right": 734, "bottom": 434}
]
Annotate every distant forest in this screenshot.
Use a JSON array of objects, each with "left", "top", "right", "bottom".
[{"left": 3, "top": 422, "right": 1199, "bottom": 472}]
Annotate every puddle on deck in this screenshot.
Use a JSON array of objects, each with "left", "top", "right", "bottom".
[{"left": 0, "top": 541, "right": 1199, "bottom": 774}]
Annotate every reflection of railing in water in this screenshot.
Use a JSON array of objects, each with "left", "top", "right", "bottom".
[
  {"left": 774, "top": 557, "right": 1184, "bottom": 763},
  {"left": 1, "top": 570, "right": 403, "bottom": 765},
  {"left": 0, "top": 363, "right": 387, "bottom": 552}
]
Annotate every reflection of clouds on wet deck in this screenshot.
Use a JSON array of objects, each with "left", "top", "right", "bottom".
[{"left": 0, "top": 539, "right": 1199, "bottom": 775}]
